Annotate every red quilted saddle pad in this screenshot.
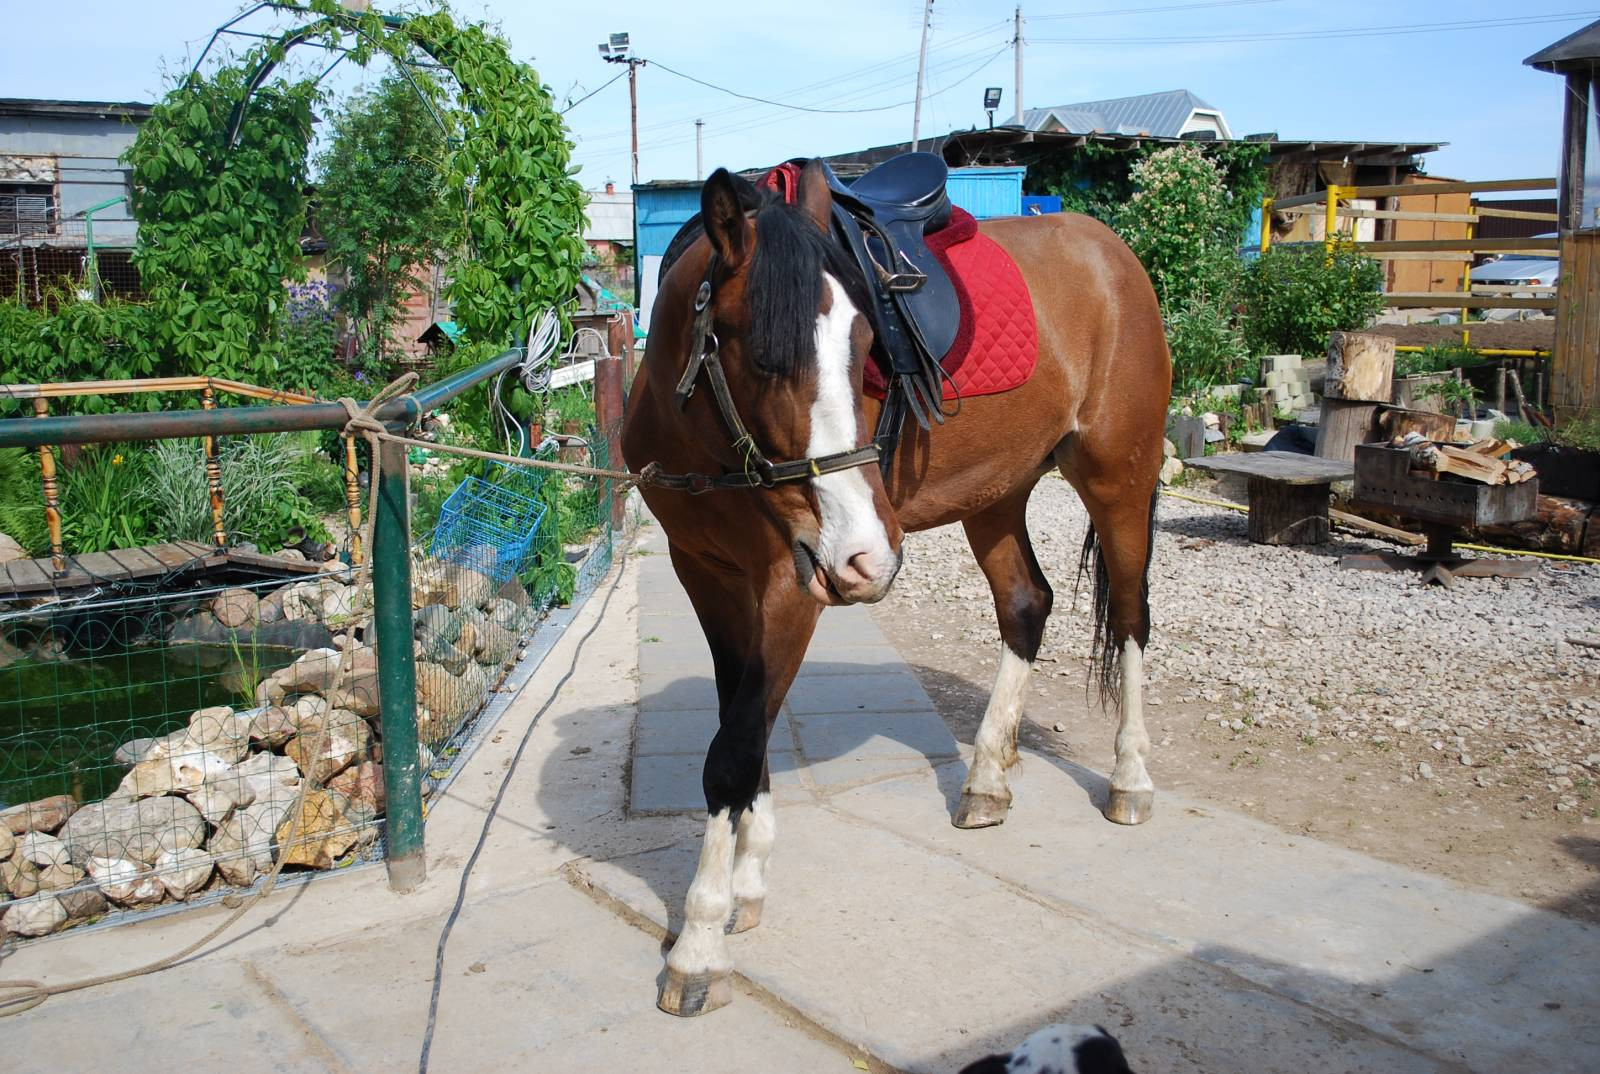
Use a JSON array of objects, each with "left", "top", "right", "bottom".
[{"left": 863, "top": 207, "right": 1038, "bottom": 401}]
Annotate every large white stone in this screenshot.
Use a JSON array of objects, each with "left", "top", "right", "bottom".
[
  {"left": 154, "top": 847, "right": 214, "bottom": 900},
  {"left": 17, "top": 830, "right": 70, "bottom": 867},
  {"left": 86, "top": 856, "right": 165, "bottom": 907},
  {"left": 1, "top": 895, "right": 67, "bottom": 936}
]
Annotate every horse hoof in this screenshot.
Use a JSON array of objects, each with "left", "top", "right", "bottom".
[
  {"left": 726, "top": 898, "right": 763, "bottom": 934},
  {"left": 953, "top": 791, "right": 1011, "bottom": 829},
  {"left": 1104, "top": 789, "right": 1154, "bottom": 826},
  {"left": 658, "top": 968, "right": 733, "bottom": 1017}
]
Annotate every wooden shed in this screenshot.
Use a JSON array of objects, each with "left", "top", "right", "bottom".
[{"left": 1526, "top": 21, "right": 1600, "bottom": 418}]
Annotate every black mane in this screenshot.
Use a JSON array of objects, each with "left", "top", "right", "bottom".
[{"left": 660, "top": 186, "right": 871, "bottom": 377}]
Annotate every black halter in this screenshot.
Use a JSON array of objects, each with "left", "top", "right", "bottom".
[{"left": 655, "top": 257, "right": 880, "bottom": 494}]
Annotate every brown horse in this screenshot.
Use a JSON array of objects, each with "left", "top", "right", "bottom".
[{"left": 621, "top": 160, "right": 1171, "bottom": 1017}]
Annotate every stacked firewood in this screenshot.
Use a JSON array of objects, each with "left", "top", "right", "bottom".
[{"left": 1392, "top": 433, "right": 1538, "bottom": 485}]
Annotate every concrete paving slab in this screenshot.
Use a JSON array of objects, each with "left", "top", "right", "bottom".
[
  {"left": 789, "top": 710, "right": 960, "bottom": 761},
  {"left": 786, "top": 670, "right": 933, "bottom": 715},
  {"left": 637, "top": 709, "right": 792, "bottom": 757},
  {"left": 823, "top": 761, "right": 1600, "bottom": 1072},
  {"left": 574, "top": 803, "right": 1457, "bottom": 1074},
  {"left": 640, "top": 672, "right": 720, "bottom": 711},
  {"left": 809, "top": 605, "right": 893, "bottom": 648},
  {"left": 796, "top": 647, "right": 907, "bottom": 676}
]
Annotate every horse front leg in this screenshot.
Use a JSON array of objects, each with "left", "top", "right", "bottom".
[{"left": 658, "top": 553, "right": 819, "bottom": 1016}]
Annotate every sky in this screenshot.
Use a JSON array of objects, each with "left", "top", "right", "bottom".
[{"left": 2, "top": 1, "right": 1592, "bottom": 187}]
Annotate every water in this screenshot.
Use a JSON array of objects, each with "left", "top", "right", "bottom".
[{"left": 0, "top": 640, "right": 298, "bottom": 807}]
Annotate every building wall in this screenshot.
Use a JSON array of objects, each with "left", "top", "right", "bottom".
[{"left": 0, "top": 109, "right": 143, "bottom": 246}]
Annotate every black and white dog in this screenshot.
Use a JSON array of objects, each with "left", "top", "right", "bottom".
[{"left": 958, "top": 1024, "right": 1133, "bottom": 1074}]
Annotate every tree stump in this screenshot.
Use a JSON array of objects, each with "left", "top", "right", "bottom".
[
  {"left": 1315, "top": 398, "right": 1379, "bottom": 461},
  {"left": 1247, "top": 477, "right": 1331, "bottom": 545}
]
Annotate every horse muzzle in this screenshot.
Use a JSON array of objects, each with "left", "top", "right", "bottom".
[{"left": 794, "top": 539, "right": 901, "bottom": 606}]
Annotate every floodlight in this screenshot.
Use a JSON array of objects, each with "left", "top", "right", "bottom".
[
  {"left": 598, "top": 42, "right": 611, "bottom": 56},
  {"left": 609, "top": 32, "right": 631, "bottom": 51},
  {"left": 983, "top": 87, "right": 1003, "bottom": 111}
]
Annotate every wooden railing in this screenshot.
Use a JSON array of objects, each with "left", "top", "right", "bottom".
[
  {"left": 0, "top": 377, "right": 364, "bottom": 572},
  {"left": 1261, "top": 178, "right": 1560, "bottom": 340}
]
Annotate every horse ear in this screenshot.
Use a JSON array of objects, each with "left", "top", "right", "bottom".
[
  {"left": 798, "top": 159, "right": 832, "bottom": 234},
  {"left": 701, "top": 168, "right": 751, "bottom": 268}
]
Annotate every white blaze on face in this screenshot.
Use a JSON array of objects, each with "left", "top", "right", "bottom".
[{"left": 809, "top": 275, "right": 894, "bottom": 586}]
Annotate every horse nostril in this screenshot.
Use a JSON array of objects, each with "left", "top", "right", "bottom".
[{"left": 844, "top": 552, "right": 880, "bottom": 584}]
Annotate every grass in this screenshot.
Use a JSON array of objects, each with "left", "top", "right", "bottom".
[{"left": 1494, "top": 413, "right": 1600, "bottom": 452}]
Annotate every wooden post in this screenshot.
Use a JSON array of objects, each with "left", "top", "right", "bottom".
[
  {"left": 593, "top": 354, "right": 626, "bottom": 531},
  {"left": 1317, "top": 331, "right": 1393, "bottom": 461},
  {"left": 201, "top": 386, "right": 227, "bottom": 550},
  {"left": 607, "top": 310, "right": 636, "bottom": 385},
  {"left": 32, "top": 398, "right": 64, "bottom": 574},
  {"left": 343, "top": 435, "right": 364, "bottom": 566},
  {"left": 1496, "top": 365, "right": 1508, "bottom": 416}
]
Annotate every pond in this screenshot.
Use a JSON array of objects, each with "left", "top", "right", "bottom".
[{"left": 0, "top": 639, "right": 299, "bottom": 808}]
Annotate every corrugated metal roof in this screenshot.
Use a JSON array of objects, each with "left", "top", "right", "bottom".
[
  {"left": 1524, "top": 19, "right": 1600, "bottom": 71},
  {"left": 1023, "top": 89, "right": 1219, "bottom": 138},
  {"left": 584, "top": 190, "right": 634, "bottom": 243}
]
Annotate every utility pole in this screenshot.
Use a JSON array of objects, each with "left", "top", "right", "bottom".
[
  {"left": 1013, "top": 7, "right": 1024, "bottom": 127},
  {"left": 695, "top": 119, "right": 704, "bottom": 178},
  {"left": 599, "top": 32, "right": 645, "bottom": 186},
  {"left": 911, "top": 0, "right": 934, "bottom": 151}
]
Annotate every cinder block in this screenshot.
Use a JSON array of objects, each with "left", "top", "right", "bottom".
[{"left": 1273, "top": 354, "right": 1303, "bottom": 370}]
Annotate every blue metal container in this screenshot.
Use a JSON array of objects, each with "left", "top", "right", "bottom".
[
  {"left": 948, "top": 166, "right": 1025, "bottom": 219},
  {"left": 429, "top": 475, "right": 550, "bottom": 584}
]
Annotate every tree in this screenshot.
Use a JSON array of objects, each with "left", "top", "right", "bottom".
[{"left": 315, "top": 70, "right": 459, "bottom": 369}]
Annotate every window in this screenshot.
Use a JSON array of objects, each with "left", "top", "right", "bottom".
[{"left": 0, "top": 181, "right": 56, "bottom": 238}]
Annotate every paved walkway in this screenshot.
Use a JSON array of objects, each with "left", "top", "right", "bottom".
[{"left": 3, "top": 519, "right": 1598, "bottom": 1072}]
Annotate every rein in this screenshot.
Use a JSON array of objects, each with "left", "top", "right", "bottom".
[{"left": 666, "top": 256, "right": 880, "bottom": 493}]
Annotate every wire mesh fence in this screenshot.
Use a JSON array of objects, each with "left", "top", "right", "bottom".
[
  {"left": 1, "top": 200, "right": 144, "bottom": 307},
  {"left": 1, "top": 420, "right": 620, "bottom": 939}
]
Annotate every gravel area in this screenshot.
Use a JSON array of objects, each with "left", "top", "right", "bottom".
[{"left": 879, "top": 472, "right": 1600, "bottom": 838}]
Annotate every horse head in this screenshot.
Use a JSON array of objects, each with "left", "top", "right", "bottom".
[{"left": 672, "top": 160, "right": 903, "bottom": 605}]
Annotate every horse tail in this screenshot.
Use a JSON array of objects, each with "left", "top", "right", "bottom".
[{"left": 1076, "top": 487, "right": 1158, "bottom": 700}]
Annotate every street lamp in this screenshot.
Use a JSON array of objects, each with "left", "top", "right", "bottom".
[
  {"left": 598, "top": 31, "right": 644, "bottom": 186},
  {"left": 984, "top": 87, "right": 1003, "bottom": 129}
]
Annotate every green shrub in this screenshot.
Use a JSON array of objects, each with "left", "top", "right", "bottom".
[
  {"left": 1241, "top": 242, "right": 1384, "bottom": 359},
  {"left": 1165, "top": 281, "right": 1249, "bottom": 397},
  {"left": 1393, "top": 343, "right": 1487, "bottom": 378},
  {"left": 147, "top": 435, "right": 327, "bottom": 550},
  {"left": 0, "top": 445, "right": 159, "bottom": 555},
  {"left": 1118, "top": 144, "right": 1239, "bottom": 312}
]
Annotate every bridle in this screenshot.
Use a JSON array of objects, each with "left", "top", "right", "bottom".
[{"left": 649, "top": 255, "right": 880, "bottom": 495}]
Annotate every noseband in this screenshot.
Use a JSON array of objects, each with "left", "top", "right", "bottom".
[{"left": 657, "top": 257, "right": 880, "bottom": 495}]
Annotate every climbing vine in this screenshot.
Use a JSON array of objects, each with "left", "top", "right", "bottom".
[{"left": 19, "top": 1, "right": 587, "bottom": 395}]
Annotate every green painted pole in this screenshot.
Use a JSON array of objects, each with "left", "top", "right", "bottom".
[{"left": 373, "top": 438, "right": 426, "bottom": 893}]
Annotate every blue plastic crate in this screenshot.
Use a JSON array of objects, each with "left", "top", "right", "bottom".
[{"left": 428, "top": 475, "right": 549, "bottom": 584}]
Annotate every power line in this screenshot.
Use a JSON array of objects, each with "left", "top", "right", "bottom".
[
  {"left": 1031, "top": 11, "right": 1599, "bottom": 45},
  {"left": 575, "top": 22, "right": 1010, "bottom": 143},
  {"left": 1030, "top": 0, "right": 1287, "bottom": 20},
  {"left": 559, "top": 69, "right": 626, "bottom": 115}
]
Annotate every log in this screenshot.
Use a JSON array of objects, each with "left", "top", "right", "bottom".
[
  {"left": 1326, "top": 332, "right": 1396, "bottom": 402},
  {"left": 1247, "top": 476, "right": 1330, "bottom": 545},
  {"left": 1329, "top": 507, "right": 1425, "bottom": 546},
  {"left": 1378, "top": 405, "right": 1456, "bottom": 443},
  {"left": 1474, "top": 495, "right": 1595, "bottom": 554},
  {"left": 1315, "top": 398, "right": 1380, "bottom": 461}
]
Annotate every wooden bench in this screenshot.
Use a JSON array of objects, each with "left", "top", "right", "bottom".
[{"left": 1181, "top": 451, "right": 1355, "bottom": 545}]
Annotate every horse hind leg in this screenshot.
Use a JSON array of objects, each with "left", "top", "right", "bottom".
[
  {"left": 1073, "top": 486, "right": 1159, "bottom": 826},
  {"left": 953, "top": 487, "right": 1053, "bottom": 829},
  {"left": 727, "top": 785, "right": 774, "bottom": 932}
]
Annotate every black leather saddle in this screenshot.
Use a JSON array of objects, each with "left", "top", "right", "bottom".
[{"left": 820, "top": 153, "right": 963, "bottom": 466}]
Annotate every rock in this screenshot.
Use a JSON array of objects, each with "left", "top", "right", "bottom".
[
  {"left": 415, "top": 604, "right": 460, "bottom": 648},
  {"left": 0, "top": 826, "right": 12, "bottom": 861},
  {"left": 58, "top": 884, "right": 108, "bottom": 921},
  {"left": 37, "top": 862, "right": 85, "bottom": 891},
  {"left": 207, "top": 817, "right": 264, "bottom": 886},
  {"left": 441, "top": 567, "right": 494, "bottom": 611},
  {"left": 328, "top": 761, "right": 384, "bottom": 815},
  {"left": 286, "top": 709, "right": 371, "bottom": 783},
  {"left": 292, "top": 693, "right": 331, "bottom": 725},
  {"left": 247, "top": 706, "right": 297, "bottom": 749},
  {"left": 187, "top": 706, "right": 250, "bottom": 763},
  {"left": 1, "top": 794, "right": 78, "bottom": 835},
  {"left": 0, "top": 532, "right": 24, "bottom": 565},
  {"left": 473, "top": 617, "right": 517, "bottom": 665},
  {"left": 1159, "top": 455, "right": 1184, "bottom": 486},
  {"left": 232, "top": 752, "right": 301, "bottom": 805},
  {"left": 256, "top": 676, "right": 287, "bottom": 705},
  {"left": 154, "top": 848, "right": 214, "bottom": 900},
  {"left": 1163, "top": 438, "right": 1178, "bottom": 458},
  {"left": 184, "top": 775, "right": 252, "bottom": 827},
  {"left": 324, "top": 647, "right": 379, "bottom": 716},
  {"left": 114, "top": 737, "right": 158, "bottom": 767},
  {"left": 61, "top": 796, "right": 206, "bottom": 866},
  {"left": 278, "top": 547, "right": 307, "bottom": 562},
  {"left": 321, "top": 585, "right": 356, "bottom": 621},
  {"left": 86, "top": 856, "right": 165, "bottom": 907},
  {"left": 2, "top": 896, "right": 67, "bottom": 936},
  {"left": 211, "top": 587, "right": 260, "bottom": 629},
  {"left": 1, "top": 856, "right": 40, "bottom": 898},
  {"left": 275, "top": 790, "right": 357, "bottom": 869},
  {"left": 1417, "top": 762, "right": 1435, "bottom": 780},
  {"left": 113, "top": 757, "right": 177, "bottom": 800},
  {"left": 169, "top": 746, "right": 235, "bottom": 794},
  {"left": 18, "top": 831, "right": 71, "bottom": 867},
  {"left": 416, "top": 661, "right": 491, "bottom": 731},
  {"left": 273, "top": 647, "right": 344, "bottom": 695},
  {"left": 422, "top": 634, "right": 472, "bottom": 675}
]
